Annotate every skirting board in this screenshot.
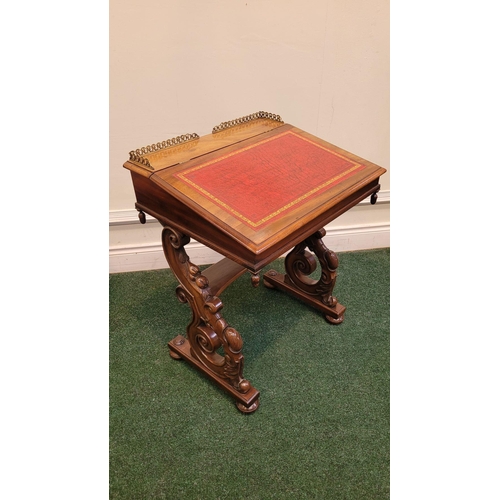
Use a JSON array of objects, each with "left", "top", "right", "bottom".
[
  {"left": 110, "top": 190, "right": 389, "bottom": 274},
  {"left": 109, "top": 223, "right": 390, "bottom": 274}
]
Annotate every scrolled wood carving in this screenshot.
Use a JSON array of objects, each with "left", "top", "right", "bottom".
[
  {"left": 285, "top": 228, "right": 339, "bottom": 308},
  {"left": 161, "top": 226, "right": 250, "bottom": 393}
]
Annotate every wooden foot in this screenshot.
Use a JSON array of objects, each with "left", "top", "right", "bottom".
[
  {"left": 263, "top": 228, "right": 345, "bottom": 324},
  {"left": 236, "top": 399, "right": 260, "bottom": 414},
  {"left": 325, "top": 313, "right": 345, "bottom": 325},
  {"left": 168, "top": 335, "right": 260, "bottom": 410},
  {"left": 162, "top": 226, "right": 260, "bottom": 411},
  {"left": 169, "top": 349, "right": 182, "bottom": 360},
  {"left": 263, "top": 278, "right": 276, "bottom": 289},
  {"left": 168, "top": 336, "right": 184, "bottom": 359}
]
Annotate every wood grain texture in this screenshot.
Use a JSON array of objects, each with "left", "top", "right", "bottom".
[
  {"left": 128, "top": 123, "right": 386, "bottom": 270},
  {"left": 124, "top": 118, "right": 284, "bottom": 177},
  {"left": 123, "top": 118, "right": 386, "bottom": 412}
]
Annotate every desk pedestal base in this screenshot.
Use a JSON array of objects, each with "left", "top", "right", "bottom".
[
  {"left": 168, "top": 335, "right": 260, "bottom": 413},
  {"left": 161, "top": 225, "right": 343, "bottom": 413},
  {"left": 263, "top": 271, "right": 346, "bottom": 324},
  {"left": 263, "top": 228, "right": 345, "bottom": 324},
  {"left": 161, "top": 225, "right": 261, "bottom": 413}
]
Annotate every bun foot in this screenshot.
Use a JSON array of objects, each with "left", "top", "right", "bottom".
[
  {"left": 236, "top": 399, "right": 260, "bottom": 414},
  {"left": 169, "top": 349, "right": 182, "bottom": 359},
  {"left": 263, "top": 270, "right": 278, "bottom": 289},
  {"left": 169, "top": 336, "right": 186, "bottom": 359},
  {"left": 325, "top": 314, "right": 344, "bottom": 325}
]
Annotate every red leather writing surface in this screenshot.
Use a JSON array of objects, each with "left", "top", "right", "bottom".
[{"left": 175, "top": 131, "right": 364, "bottom": 229}]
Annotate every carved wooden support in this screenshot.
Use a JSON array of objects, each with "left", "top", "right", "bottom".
[
  {"left": 250, "top": 272, "right": 260, "bottom": 288},
  {"left": 161, "top": 226, "right": 260, "bottom": 413},
  {"left": 263, "top": 228, "right": 346, "bottom": 324}
]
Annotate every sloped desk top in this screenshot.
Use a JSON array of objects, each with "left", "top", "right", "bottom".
[
  {"left": 124, "top": 117, "right": 386, "bottom": 272},
  {"left": 123, "top": 113, "right": 386, "bottom": 412}
]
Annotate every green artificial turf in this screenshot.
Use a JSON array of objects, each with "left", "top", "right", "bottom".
[{"left": 109, "top": 248, "right": 390, "bottom": 499}]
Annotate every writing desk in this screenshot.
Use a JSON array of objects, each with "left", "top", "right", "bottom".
[{"left": 123, "top": 112, "right": 386, "bottom": 413}]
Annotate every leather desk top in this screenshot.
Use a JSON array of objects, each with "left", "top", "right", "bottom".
[{"left": 124, "top": 117, "right": 386, "bottom": 271}]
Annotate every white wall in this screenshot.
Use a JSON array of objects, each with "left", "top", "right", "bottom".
[{"left": 110, "top": 0, "right": 390, "bottom": 272}]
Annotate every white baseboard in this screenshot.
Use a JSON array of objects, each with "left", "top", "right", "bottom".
[
  {"left": 109, "top": 240, "right": 222, "bottom": 274},
  {"left": 109, "top": 223, "right": 389, "bottom": 274},
  {"left": 109, "top": 190, "right": 389, "bottom": 273}
]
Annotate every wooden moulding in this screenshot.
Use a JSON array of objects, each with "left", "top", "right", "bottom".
[{"left": 132, "top": 174, "right": 382, "bottom": 273}]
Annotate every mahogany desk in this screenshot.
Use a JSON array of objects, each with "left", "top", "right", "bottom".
[{"left": 123, "top": 112, "right": 386, "bottom": 413}]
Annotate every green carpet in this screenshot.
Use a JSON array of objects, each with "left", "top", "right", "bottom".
[{"left": 109, "top": 248, "right": 389, "bottom": 499}]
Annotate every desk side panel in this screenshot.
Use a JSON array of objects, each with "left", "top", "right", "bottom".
[{"left": 130, "top": 172, "right": 259, "bottom": 270}]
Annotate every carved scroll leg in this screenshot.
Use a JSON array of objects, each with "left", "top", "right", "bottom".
[
  {"left": 161, "top": 226, "right": 260, "bottom": 413},
  {"left": 263, "top": 228, "right": 346, "bottom": 324}
]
